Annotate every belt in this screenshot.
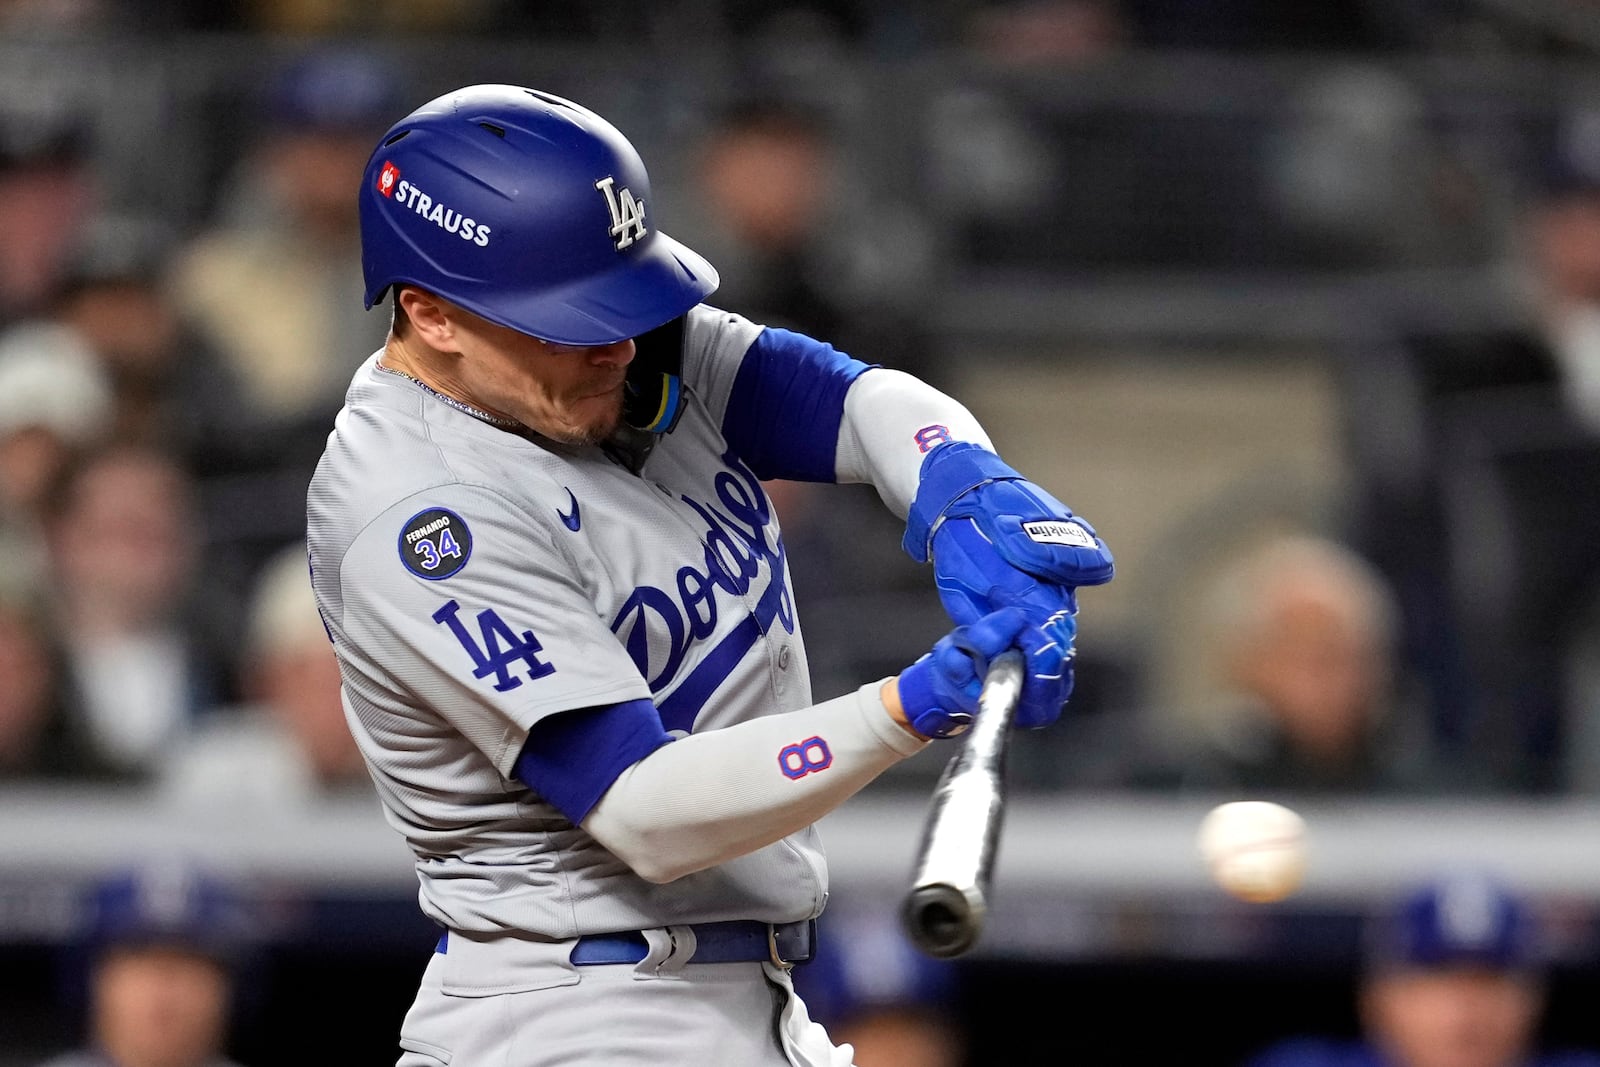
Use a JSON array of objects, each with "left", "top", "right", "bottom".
[{"left": 434, "top": 918, "right": 816, "bottom": 968}]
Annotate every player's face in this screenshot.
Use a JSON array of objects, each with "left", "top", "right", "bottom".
[
  {"left": 94, "top": 947, "right": 230, "bottom": 1067},
  {"left": 449, "top": 313, "right": 637, "bottom": 445},
  {"left": 1363, "top": 967, "right": 1540, "bottom": 1067}
]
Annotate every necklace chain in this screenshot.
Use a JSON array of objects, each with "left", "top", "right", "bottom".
[{"left": 375, "top": 364, "right": 522, "bottom": 429}]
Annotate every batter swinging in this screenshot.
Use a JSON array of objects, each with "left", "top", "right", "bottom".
[{"left": 306, "top": 84, "right": 1113, "bottom": 1066}]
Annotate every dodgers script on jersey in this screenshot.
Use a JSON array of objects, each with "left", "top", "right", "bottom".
[{"left": 307, "top": 307, "right": 827, "bottom": 962}]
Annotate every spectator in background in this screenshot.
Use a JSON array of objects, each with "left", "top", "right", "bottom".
[
  {"left": 0, "top": 321, "right": 113, "bottom": 576},
  {"left": 1342, "top": 111, "right": 1600, "bottom": 791},
  {"left": 161, "top": 541, "right": 367, "bottom": 809},
  {"left": 791, "top": 909, "right": 965, "bottom": 1067},
  {"left": 53, "top": 213, "right": 285, "bottom": 616},
  {"left": 0, "top": 103, "right": 95, "bottom": 328},
  {"left": 1527, "top": 112, "right": 1600, "bottom": 436},
  {"left": 686, "top": 100, "right": 944, "bottom": 382},
  {"left": 1245, "top": 871, "right": 1600, "bottom": 1067},
  {"left": 42, "top": 444, "right": 236, "bottom": 779},
  {"left": 172, "top": 48, "right": 394, "bottom": 462},
  {"left": 54, "top": 215, "right": 253, "bottom": 477},
  {"left": 1161, "top": 535, "right": 1449, "bottom": 794},
  {"left": 0, "top": 584, "right": 118, "bottom": 782},
  {"left": 692, "top": 103, "right": 845, "bottom": 339},
  {"left": 37, "top": 859, "right": 249, "bottom": 1067}
]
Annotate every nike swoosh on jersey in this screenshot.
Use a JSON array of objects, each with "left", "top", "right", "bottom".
[{"left": 558, "top": 488, "right": 581, "bottom": 532}]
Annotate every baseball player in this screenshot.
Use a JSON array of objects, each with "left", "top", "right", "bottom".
[{"left": 306, "top": 84, "right": 1114, "bottom": 1067}]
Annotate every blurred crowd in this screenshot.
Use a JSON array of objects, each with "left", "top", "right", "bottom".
[
  {"left": 0, "top": 46, "right": 385, "bottom": 801},
  {"left": 0, "top": 4, "right": 1596, "bottom": 807}
]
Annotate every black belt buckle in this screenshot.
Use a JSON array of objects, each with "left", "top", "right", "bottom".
[{"left": 767, "top": 918, "right": 817, "bottom": 969}]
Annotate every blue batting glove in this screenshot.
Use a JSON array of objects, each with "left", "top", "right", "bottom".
[
  {"left": 932, "top": 515, "right": 1082, "bottom": 626},
  {"left": 897, "top": 607, "right": 1078, "bottom": 738},
  {"left": 904, "top": 442, "right": 1114, "bottom": 627},
  {"left": 1013, "top": 607, "right": 1077, "bottom": 729}
]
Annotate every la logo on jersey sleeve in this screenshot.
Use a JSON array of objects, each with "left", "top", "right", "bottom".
[
  {"left": 399, "top": 507, "right": 472, "bottom": 579},
  {"left": 396, "top": 506, "right": 559, "bottom": 691}
]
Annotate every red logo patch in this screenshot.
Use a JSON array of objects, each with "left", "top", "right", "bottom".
[{"left": 377, "top": 161, "right": 401, "bottom": 198}]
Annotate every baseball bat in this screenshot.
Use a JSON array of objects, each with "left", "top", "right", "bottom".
[{"left": 900, "top": 648, "right": 1025, "bottom": 958}]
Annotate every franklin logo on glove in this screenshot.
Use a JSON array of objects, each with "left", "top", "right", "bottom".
[{"left": 1023, "top": 521, "right": 1098, "bottom": 548}]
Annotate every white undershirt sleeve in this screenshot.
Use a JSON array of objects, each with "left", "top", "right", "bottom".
[
  {"left": 581, "top": 681, "right": 928, "bottom": 883},
  {"left": 834, "top": 367, "right": 995, "bottom": 517}
]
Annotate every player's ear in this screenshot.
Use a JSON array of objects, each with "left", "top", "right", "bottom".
[{"left": 395, "top": 286, "right": 457, "bottom": 352}]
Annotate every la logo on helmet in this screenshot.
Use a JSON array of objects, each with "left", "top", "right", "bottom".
[{"left": 595, "top": 176, "right": 647, "bottom": 250}]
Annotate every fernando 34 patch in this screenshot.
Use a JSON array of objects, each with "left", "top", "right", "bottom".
[{"left": 400, "top": 507, "right": 473, "bottom": 579}]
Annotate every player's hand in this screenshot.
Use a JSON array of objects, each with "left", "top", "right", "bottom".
[
  {"left": 895, "top": 606, "right": 1077, "bottom": 739},
  {"left": 903, "top": 442, "right": 1114, "bottom": 626}
]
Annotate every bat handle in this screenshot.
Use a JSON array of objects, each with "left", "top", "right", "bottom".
[{"left": 901, "top": 648, "right": 1025, "bottom": 958}]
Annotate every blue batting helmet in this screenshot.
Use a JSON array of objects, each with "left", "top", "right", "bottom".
[
  {"left": 1365, "top": 871, "right": 1540, "bottom": 973},
  {"left": 85, "top": 859, "right": 249, "bottom": 966},
  {"left": 358, "top": 84, "right": 718, "bottom": 346}
]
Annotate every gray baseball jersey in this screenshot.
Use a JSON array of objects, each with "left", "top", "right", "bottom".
[{"left": 307, "top": 305, "right": 828, "bottom": 944}]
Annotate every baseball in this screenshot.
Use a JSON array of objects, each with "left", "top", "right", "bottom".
[{"left": 1197, "top": 800, "right": 1307, "bottom": 903}]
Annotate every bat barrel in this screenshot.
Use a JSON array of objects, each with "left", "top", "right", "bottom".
[{"left": 901, "top": 649, "right": 1025, "bottom": 958}]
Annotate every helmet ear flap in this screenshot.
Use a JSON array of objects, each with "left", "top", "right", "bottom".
[{"left": 624, "top": 316, "right": 686, "bottom": 434}]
